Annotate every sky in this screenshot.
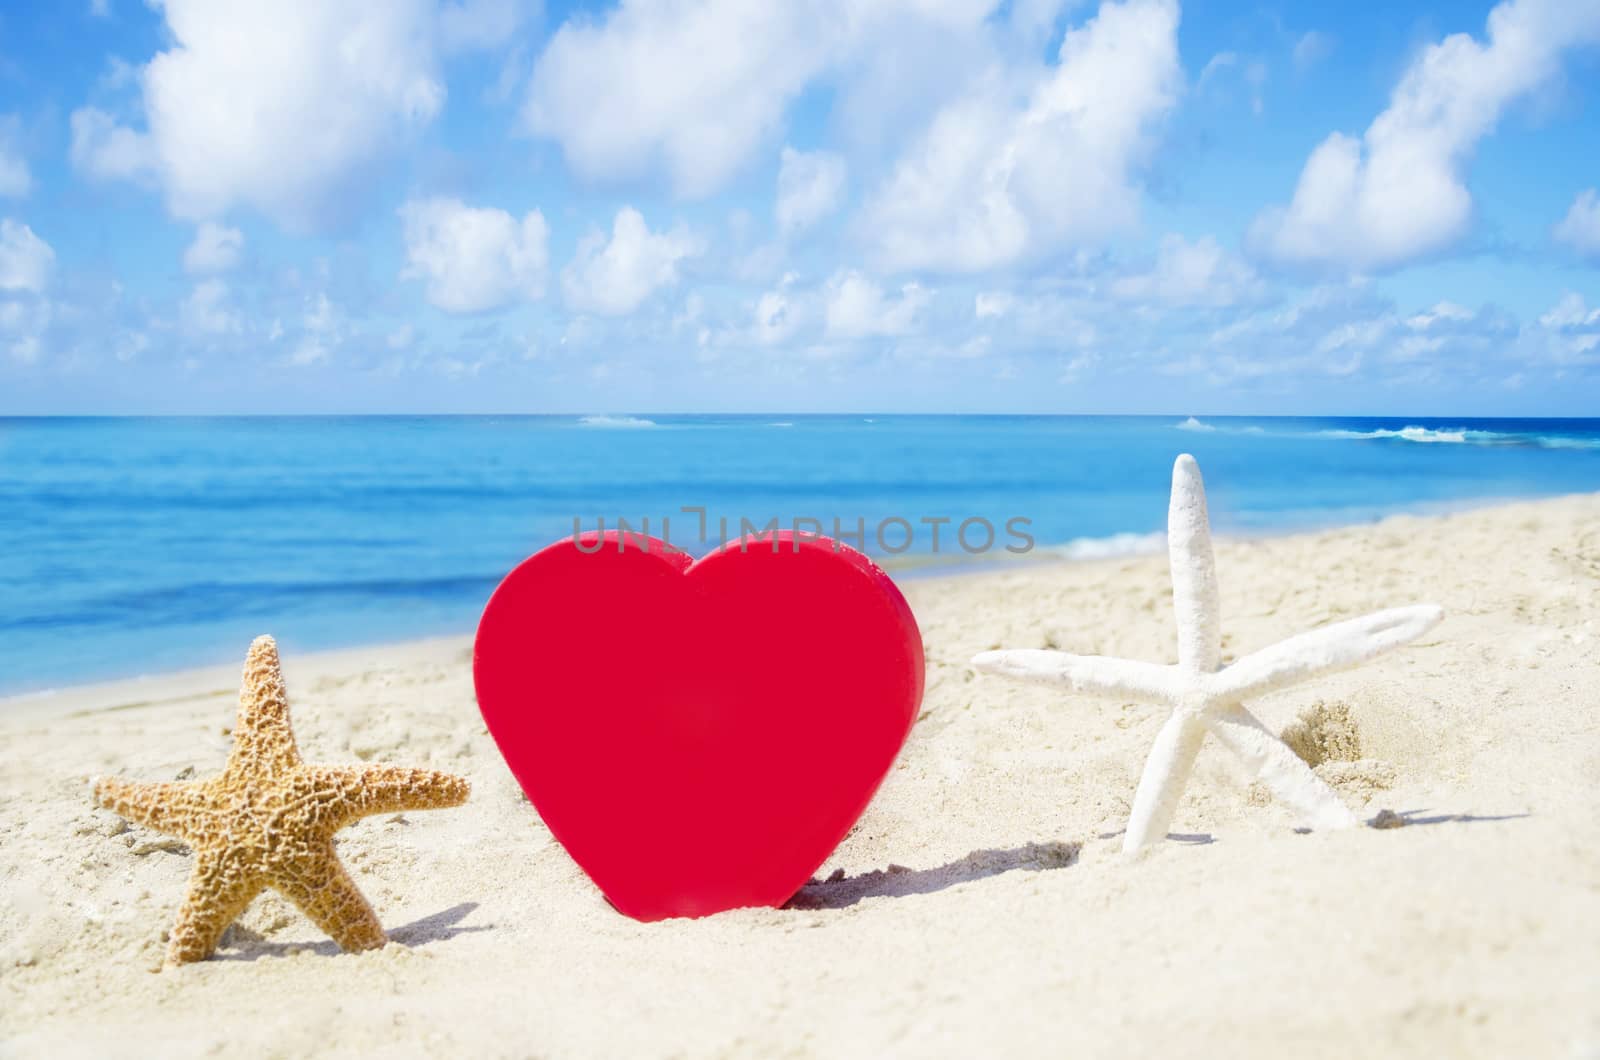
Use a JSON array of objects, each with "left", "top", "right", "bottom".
[{"left": 0, "top": 0, "right": 1598, "bottom": 416}]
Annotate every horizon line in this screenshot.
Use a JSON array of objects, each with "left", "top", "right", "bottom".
[{"left": 3, "top": 411, "right": 1600, "bottom": 423}]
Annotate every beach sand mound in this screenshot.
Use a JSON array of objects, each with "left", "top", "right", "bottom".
[
  {"left": 2, "top": 493, "right": 1598, "bottom": 1058},
  {"left": 1281, "top": 700, "right": 1363, "bottom": 766}
]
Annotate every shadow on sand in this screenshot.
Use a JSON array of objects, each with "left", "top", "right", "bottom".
[
  {"left": 216, "top": 901, "right": 488, "bottom": 962},
  {"left": 1095, "top": 830, "right": 1213, "bottom": 844},
  {"left": 1377, "top": 809, "right": 1531, "bottom": 828},
  {"left": 1092, "top": 810, "right": 1532, "bottom": 843},
  {"left": 786, "top": 841, "right": 1079, "bottom": 911}
]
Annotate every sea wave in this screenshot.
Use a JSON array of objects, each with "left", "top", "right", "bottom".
[
  {"left": 1172, "top": 417, "right": 1600, "bottom": 450},
  {"left": 578, "top": 415, "right": 657, "bottom": 428},
  {"left": 1315, "top": 426, "right": 1476, "bottom": 444},
  {"left": 1310, "top": 425, "right": 1600, "bottom": 449},
  {"left": 1173, "top": 417, "right": 1266, "bottom": 435},
  {"left": 1047, "top": 531, "right": 1167, "bottom": 561},
  {"left": 1152, "top": 423, "right": 1600, "bottom": 451},
  {"left": 1530, "top": 435, "right": 1600, "bottom": 450}
]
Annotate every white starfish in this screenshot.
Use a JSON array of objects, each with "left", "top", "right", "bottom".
[{"left": 973, "top": 454, "right": 1443, "bottom": 853}]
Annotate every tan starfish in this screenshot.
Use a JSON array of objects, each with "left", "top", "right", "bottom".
[{"left": 93, "top": 635, "right": 470, "bottom": 966}]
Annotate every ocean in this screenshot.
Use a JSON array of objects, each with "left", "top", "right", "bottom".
[{"left": 2, "top": 414, "right": 1598, "bottom": 695}]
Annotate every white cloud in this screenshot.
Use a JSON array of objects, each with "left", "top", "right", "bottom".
[
  {"left": 862, "top": 0, "right": 1181, "bottom": 272},
  {"left": 693, "top": 273, "right": 804, "bottom": 351},
  {"left": 89, "top": 0, "right": 111, "bottom": 15},
  {"left": 1003, "top": 0, "right": 1074, "bottom": 39},
  {"left": 182, "top": 222, "right": 244, "bottom": 273},
  {"left": 1538, "top": 291, "right": 1600, "bottom": 329},
  {"left": 703, "top": 266, "right": 934, "bottom": 351},
  {"left": 824, "top": 269, "right": 930, "bottom": 338},
  {"left": 1196, "top": 51, "right": 1237, "bottom": 90},
  {"left": 674, "top": 292, "right": 704, "bottom": 328},
  {"left": 526, "top": 2, "right": 841, "bottom": 198},
  {"left": 1250, "top": 0, "right": 1600, "bottom": 271},
  {"left": 1190, "top": 282, "right": 1533, "bottom": 383},
  {"left": 1292, "top": 31, "right": 1332, "bottom": 71},
  {"left": 180, "top": 279, "right": 239, "bottom": 336},
  {"left": 754, "top": 283, "right": 803, "bottom": 346},
  {"left": 1531, "top": 292, "right": 1600, "bottom": 364},
  {"left": 113, "top": 331, "right": 150, "bottom": 362},
  {"left": 98, "top": 57, "right": 140, "bottom": 92},
  {"left": 827, "top": 0, "right": 1040, "bottom": 158},
  {"left": 776, "top": 147, "right": 847, "bottom": 235},
  {"left": 0, "top": 118, "right": 31, "bottom": 198},
  {"left": 1402, "top": 307, "right": 1522, "bottom": 362},
  {"left": 983, "top": 293, "right": 1101, "bottom": 351},
  {"left": 439, "top": 0, "right": 531, "bottom": 54},
  {"left": 400, "top": 197, "right": 550, "bottom": 313},
  {"left": 523, "top": 0, "right": 1013, "bottom": 199},
  {"left": 1198, "top": 284, "right": 1386, "bottom": 379},
  {"left": 290, "top": 292, "right": 341, "bottom": 365},
  {"left": 0, "top": 295, "right": 51, "bottom": 364},
  {"left": 1405, "top": 301, "right": 1474, "bottom": 329},
  {"left": 69, "top": 1, "right": 449, "bottom": 229},
  {"left": 388, "top": 322, "right": 417, "bottom": 350},
  {"left": 974, "top": 291, "right": 1014, "bottom": 319},
  {"left": 0, "top": 219, "right": 53, "bottom": 293},
  {"left": 70, "top": 107, "right": 156, "bottom": 184},
  {"left": 561, "top": 208, "right": 701, "bottom": 316},
  {"left": 1243, "top": 60, "right": 1267, "bottom": 115},
  {"left": 1553, "top": 188, "right": 1600, "bottom": 259},
  {"left": 1110, "top": 235, "right": 1265, "bottom": 307},
  {"left": 0, "top": 163, "right": 25, "bottom": 199},
  {"left": 1197, "top": 49, "right": 1267, "bottom": 117}
]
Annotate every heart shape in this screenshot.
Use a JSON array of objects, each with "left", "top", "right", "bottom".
[{"left": 473, "top": 531, "right": 924, "bottom": 920}]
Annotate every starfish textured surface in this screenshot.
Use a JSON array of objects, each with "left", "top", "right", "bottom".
[
  {"left": 93, "top": 635, "right": 471, "bottom": 966},
  {"left": 973, "top": 454, "right": 1443, "bottom": 852}
]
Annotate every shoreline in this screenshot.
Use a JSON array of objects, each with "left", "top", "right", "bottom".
[
  {"left": 6, "top": 488, "right": 1596, "bottom": 709},
  {"left": 0, "top": 635, "right": 474, "bottom": 721}
]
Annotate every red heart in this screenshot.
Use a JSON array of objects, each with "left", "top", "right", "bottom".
[{"left": 473, "top": 531, "right": 924, "bottom": 921}]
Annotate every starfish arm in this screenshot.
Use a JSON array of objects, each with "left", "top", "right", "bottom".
[
  {"left": 302, "top": 765, "right": 471, "bottom": 829},
  {"left": 1122, "top": 709, "right": 1209, "bottom": 852},
  {"left": 1208, "top": 604, "right": 1444, "bottom": 702},
  {"left": 268, "top": 843, "right": 387, "bottom": 953},
  {"left": 971, "top": 650, "right": 1182, "bottom": 706},
  {"left": 93, "top": 777, "right": 213, "bottom": 843},
  {"left": 1203, "top": 706, "right": 1359, "bottom": 831},
  {"left": 165, "top": 848, "right": 265, "bottom": 966},
  {"left": 224, "top": 635, "right": 302, "bottom": 777},
  {"left": 1168, "top": 455, "right": 1222, "bottom": 673}
]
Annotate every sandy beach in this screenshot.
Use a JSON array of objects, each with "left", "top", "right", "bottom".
[{"left": 3, "top": 493, "right": 1598, "bottom": 1058}]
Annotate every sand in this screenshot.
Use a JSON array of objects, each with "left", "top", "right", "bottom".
[{"left": 2, "top": 494, "right": 1598, "bottom": 1058}]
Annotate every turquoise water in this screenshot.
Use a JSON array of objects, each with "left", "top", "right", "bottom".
[{"left": 2, "top": 414, "right": 1598, "bottom": 694}]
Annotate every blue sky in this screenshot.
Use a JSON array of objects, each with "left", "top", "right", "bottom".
[{"left": 0, "top": 0, "right": 1597, "bottom": 415}]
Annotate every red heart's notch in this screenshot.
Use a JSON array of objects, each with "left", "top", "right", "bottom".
[{"left": 474, "top": 530, "right": 925, "bottom": 921}]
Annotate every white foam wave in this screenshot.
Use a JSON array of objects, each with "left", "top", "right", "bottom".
[
  {"left": 1049, "top": 531, "right": 1167, "bottom": 561},
  {"left": 1298, "top": 424, "right": 1600, "bottom": 450},
  {"left": 1169, "top": 418, "right": 1600, "bottom": 450},
  {"left": 1173, "top": 417, "right": 1269, "bottom": 436},
  {"left": 768, "top": 422, "right": 794, "bottom": 428},
  {"left": 1530, "top": 435, "right": 1600, "bottom": 451},
  {"left": 578, "top": 415, "right": 657, "bottom": 428},
  {"left": 1317, "top": 426, "right": 1476, "bottom": 444}
]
